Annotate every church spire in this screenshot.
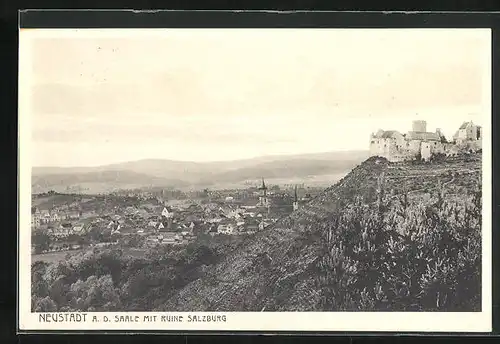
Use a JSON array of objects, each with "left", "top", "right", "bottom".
[
  {"left": 259, "top": 177, "right": 267, "bottom": 196},
  {"left": 257, "top": 177, "right": 269, "bottom": 208},
  {"left": 293, "top": 185, "right": 299, "bottom": 212}
]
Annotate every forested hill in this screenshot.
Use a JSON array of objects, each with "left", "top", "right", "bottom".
[{"left": 157, "top": 154, "right": 482, "bottom": 312}]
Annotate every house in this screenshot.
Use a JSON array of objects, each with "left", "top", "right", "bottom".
[
  {"left": 94, "top": 242, "right": 114, "bottom": 248},
  {"left": 235, "top": 220, "right": 246, "bottom": 234},
  {"left": 67, "top": 211, "right": 80, "bottom": 220},
  {"left": 217, "top": 220, "right": 236, "bottom": 235},
  {"left": 259, "top": 221, "right": 270, "bottom": 231},
  {"left": 54, "top": 222, "right": 73, "bottom": 237},
  {"left": 208, "top": 225, "right": 219, "bottom": 236},
  {"left": 50, "top": 212, "right": 60, "bottom": 222},
  {"left": 58, "top": 204, "right": 69, "bottom": 211},
  {"left": 301, "top": 193, "right": 312, "bottom": 202},
  {"left": 31, "top": 209, "right": 41, "bottom": 227},
  {"left": 203, "top": 203, "right": 219, "bottom": 213},
  {"left": 145, "top": 235, "right": 161, "bottom": 247},
  {"left": 159, "top": 232, "right": 182, "bottom": 244},
  {"left": 243, "top": 211, "right": 256, "bottom": 218},
  {"left": 207, "top": 217, "right": 223, "bottom": 224},
  {"left": 31, "top": 217, "right": 41, "bottom": 228},
  {"left": 161, "top": 207, "right": 174, "bottom": 218},
  {"left": 111, "top": 224, "right": 121, "bottom": 234},
  {"left": 40, "top": 210, "right": 51, "bottom": 224},
  {"left": 158, "top": 221, "right": 178, "bottom": 232},
  {"left": 141, "top": 204, "right": 157, "bottom": 212},
  {"left": 80, "top": 210, "right": 96, "bottom": 219},
  {"left": 120, "top": 226, "right": 137, "bottom": 235},
  {"left": 453, "top": 121, "right": 482, "bottom": 143},
  {"left": 184, "top": 214, "right": 199, "bottom": 223},
  {"left": 72, "top": 224, "right": 85, "bottom": 234},
  {"left": 135, "top": 208, "right": 150, "bottom": 219},
  {"left": 125, "top": 206, "right": 137, "bottom": 214},
  {"left": 244, "top": 219, "right": 260, "bottom": 233},
  {"left": 224, "top": 206, "right": 243, "bottom": 219}
]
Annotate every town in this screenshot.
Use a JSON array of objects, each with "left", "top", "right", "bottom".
[{"left": 31, "top": 179, "right": 321, "bottom": 256}]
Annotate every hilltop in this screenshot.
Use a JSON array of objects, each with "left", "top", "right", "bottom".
[{"left": 155, "top": 154, "right": 482, "bottom": 312}]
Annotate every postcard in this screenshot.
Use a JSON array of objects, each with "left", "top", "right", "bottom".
[{"left": 18, "top": 25, "right": 492, "bottom": 333}]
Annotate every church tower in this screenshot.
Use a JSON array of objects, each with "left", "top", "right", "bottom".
[
  {"left": 293, "top": 185, "right": 299, "bottom": 211},
  {"left": 258, "top": 178, "right": 269, "bottom": 208}
]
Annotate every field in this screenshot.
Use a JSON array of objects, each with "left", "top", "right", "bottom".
[
  {"left": 32, "top": 247, "right": 148, "bottom": 264},
  {"left": 32, "top": 250, "right": 84, "bottom": 264}
]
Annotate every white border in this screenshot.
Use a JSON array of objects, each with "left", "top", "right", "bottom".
[{"left": 18, "top": 28, "right": 492, "bottom": 332}]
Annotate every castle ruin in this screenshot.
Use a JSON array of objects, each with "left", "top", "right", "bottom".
[{"left": 369, "top": 120, "right": 482, "bottom": 162}]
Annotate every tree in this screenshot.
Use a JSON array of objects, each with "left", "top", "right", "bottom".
[
  {"left": 68, "top": 274, "right": 122, "bottom": 311},
  {"left": 31, "top": 261, "right": 50, "bottom": 299},
  {"left": 32, "top": 229, "right": 51, "bottom": 254},
  {"left": 34, "top": 296, "right": 57, "bottom": 312}
]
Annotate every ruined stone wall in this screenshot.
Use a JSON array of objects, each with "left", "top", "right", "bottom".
[
  {"left": 369, "top": 138, "right": 396, "bottom": 158},
  {"left": 456, "top": 140, "right": 482, "bottom": 153},
  {"left": 370, "top": 137, "right": 423, "bottom": 162},
  {"left": 443, "top": 143, "right": 459, "bottom": 157},
  {"left": 421, "top": 142, "right": 432, "bottom": 161},
  {"left": 369, "top": 124, "right": 482, "bottom": 162}
]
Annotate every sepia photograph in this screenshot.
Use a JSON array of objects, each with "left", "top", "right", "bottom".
[{"left": 18, "top": 26, "right": 492, "bottom": 332}]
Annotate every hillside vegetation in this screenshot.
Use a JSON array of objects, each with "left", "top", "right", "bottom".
[
  {"left": 31, "top": 154, "right": 482, "bottom": 312},
  {"left": 158, "top": 154, "right": 482, "bottom": 312}
]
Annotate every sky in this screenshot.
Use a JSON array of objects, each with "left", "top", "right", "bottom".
[{"left": 20, "top": 29, "right": 491, "bottom": 167}]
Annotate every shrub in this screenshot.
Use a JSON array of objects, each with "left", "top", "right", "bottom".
[{"left": 314, "top": 179, "right": 481, "bottom": 311}]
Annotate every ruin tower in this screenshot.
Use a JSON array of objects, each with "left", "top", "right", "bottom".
[
  {"left": 412, "top": 120, "right": 427, "bottom": 132},
  {"left": 293, "top": 185, "right": 299, "bottom": 211}
]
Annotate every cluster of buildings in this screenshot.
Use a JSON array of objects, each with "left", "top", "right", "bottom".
[
  {"left": 32, "top": 178, "right": 313, "bottom": 253},
  {"left": 145, "top": 179, "right": 307, "bottom": 246},
  {"left": 369, "top": 120, "right": 482, "bottom": 162},
  {"left": 31, "top": 206, "right": 90, "bottom": 236}
]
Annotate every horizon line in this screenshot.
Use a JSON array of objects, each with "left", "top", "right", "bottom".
[{"left": 31, "top": 148, "right": 370, "bottom": 169}]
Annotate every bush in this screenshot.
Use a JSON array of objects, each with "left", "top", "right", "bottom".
[{"left": 314, "top": 181, "right": 481, "bottom": 311}]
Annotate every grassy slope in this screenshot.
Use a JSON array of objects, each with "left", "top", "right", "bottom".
[{"left": 156, "top": 154, "right": 482, "bottom": 311}]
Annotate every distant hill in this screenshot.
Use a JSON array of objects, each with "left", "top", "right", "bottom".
[
  {"left": 202, "top": 158, "right": 363, "bottom": 183},
  {"left": 31, "top": 150, "right": 369, "bottom": 193},
  {"left": 155, "top": 154, "right": 482, "bottom": 312},
  {"left": 31, "top": 170, "right": 189, "bottom": 194}
]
